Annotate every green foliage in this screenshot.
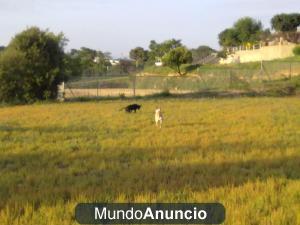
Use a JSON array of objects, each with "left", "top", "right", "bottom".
[
  {"left": 217, "top": 50, "right": 227, "bottom": 59},
  {"left": 218, "top": 28, "right": 239, "bottom": 47},
  {"left": 271, "top": 13, "right": 300, "bottom": 32},
  {"left": 67, "top": 47, "right": 110, "bottom": 76},
  {"left": 63, "top": 53, "right": 83, "bottom": 80},
  {"left": 234, "top": 17, "right": 262, "bottom": 43},
  {"left": 162, "top": 47, "right": 193, "bottom": 75},
  {"left": 191, "top": 46, "right": 216, "bottom": 63},
  {"left": 293, "top": 46, "right": 300, "bottom": 56},
  {"left": 148, "top": 39, "right": 182, "bottom": 61},
  {"left": 129, "top": 47, "right": 148, "bottom": 68},
  {"left": 259, "top": 28, "right": 272, "bottom": 41},
  {"left": 219, "top": 17, "right": 263, "bottom": 47},
  {"left": 0, "top": 27, "right": 65, "bottom": 103},
  {"left": 143, "top": 65, "right": 174, "bottom": 75},
  {"left": 119, "top": 59, "right": 136, "bottom": 74}
]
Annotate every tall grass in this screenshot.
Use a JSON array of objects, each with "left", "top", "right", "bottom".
[{"left": 0, "top": 98, "right": 300, "bottom": 224}]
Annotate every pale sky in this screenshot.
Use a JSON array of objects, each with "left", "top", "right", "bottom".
[{"left": 0, "top": 0, "right": 299, "bottom": 57}]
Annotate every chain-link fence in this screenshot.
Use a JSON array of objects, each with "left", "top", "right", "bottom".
[{"left": 63, "top": 61, "right": 300, "bottom": 99}]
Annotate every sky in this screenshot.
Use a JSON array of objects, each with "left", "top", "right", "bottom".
[{"left": 0, "top": 0, "right": 299, "bottom": 58}]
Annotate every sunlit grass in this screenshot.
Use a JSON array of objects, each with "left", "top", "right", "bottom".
[{"left": 0, "top": 98, "right": 300, "bottom": 225}]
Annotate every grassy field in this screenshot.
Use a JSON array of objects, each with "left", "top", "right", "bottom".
[
  {"left": 0, "top": 98, "right": 300, "bottom": 225},
  {"left": 66, "top": 59, "right": 300, "bottom": 94},
  {"left": 143, "top": 57, "right": 300, "bottom": 75}
]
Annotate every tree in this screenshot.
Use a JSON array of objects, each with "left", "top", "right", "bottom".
[
  {"left": 67, "top": 47, "right": 110, "bottom": 76},
  {"left": 218, "top": 28, "right": 239, "bottom": 47},
  {"left": 0, "top": 46, "right": 5, "bottom": 52},
  {"left": 148, "top": 39, "right": 182, "bottom": 61},
  {"left": 162, "top": 47, "right": 193, "bottom": 76},
  {"left": 271, "top": 13, "right": 300, "bottom": 32},
  {"left": 259, "top": 29, "right": 272, "bottom": 42},
  {"left": 217, "top": 50, "right": 227, "bottom": 59},
  {"left": 234, "top": 17, "right": 262, "bottom": 44},
  {"left": 293, "top": 46, "right": 300, "bottom": 56},
  {"left": 0, "top": 27, "right": 66, "bottom": 103},
  {"left": 63, "top": 53, "right": 83, "bottom": 80},
  {"left": 218, "top": 17, "right": 263, "bottom": 47},
  {"left": 129, "top": 47, "right": 148, "bottom": 68},
  {"left": 119, "top": 60, "right": 136, "bottom": 74},
  {"left": 191, "top": 45, "right": 216, "bottom": 63}
]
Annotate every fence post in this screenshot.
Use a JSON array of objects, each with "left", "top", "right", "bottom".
[
  {"left": 229, "top": 70, "right": 233, "bottom": 89},
  {"left": 134, "top": 74, "right": 136, "bottom": 97},
  {"left": 133, "top": 60, "right": 139, "bottom": 97},
  {"left": 97, "top": 77, "right": 99, "bottom": 97},
  {"left": 289, "top": 62, "right": 292, "bottom": 80},
  {"left": 260, "top": 60, "right": 263, "bottom": 81}
]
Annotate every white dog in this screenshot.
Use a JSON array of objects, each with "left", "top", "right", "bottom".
[{"left": 155, "top": 108, "right": 163, "bottom": 128}]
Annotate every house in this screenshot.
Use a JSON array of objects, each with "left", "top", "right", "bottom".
[
  {"left": 109, "top": 59, "right": 120, "bottom": 66},
  {"left": 155, "top": 58, "right": 163, "bottom": 67},
  {"left": 93, "top": 57, "right": 120, "bottom": 66}
]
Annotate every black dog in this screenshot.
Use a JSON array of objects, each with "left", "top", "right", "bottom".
[{"left": 122, "top": 104, "right": 142, "bottom": 113}]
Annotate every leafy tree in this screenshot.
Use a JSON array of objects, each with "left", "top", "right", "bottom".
[
  {"left": 129, "top": 47, "right": 148, "bottom": 68},
  {"left": 271, "top": 13, "right": 300, "bottom": 32},
  {"left": 218, "top": 28, "right": 239, "bottom": 47},
  {"left": 0, "top": 27, "right": 66, "bottom": 103},
  {"left": 119, "top": 60, "right": 136, "bottom": 74},
  {"left": 162, "top": 46, "right": 193, "bottom": 76},
  {"left": 93, "top": 51, "right": 111, "bottom": 75},
  {"left": 68, "top": 47, "right": 110, "bottom": 76},
  {"left": 219, "top": 17, "right": 263, "bottom": 47},
  {"left": 293, "top": 46, "right": 300, "bottom": 56},
  {"left": 104, "top": 52, "right": 112, "bottom": 60},
  {"left": 217, "top": 50, "right": 227, "bottom": 59},
  {"left": 148, "top": 39, "right": 182, "bottom": 61},
  {"left": 0, "top": 46, "right": 5, "bottom": 52},
  {"left": 259, "top": 29, "right": 272, "bottom": 42},
  {"left": 191, "top": 45, "right": 216, "bottom": 63},
  {"left": 234, "top": 17, "right": 262, "bottom": 44},
  {"left": 77, "top": 47, "right": 98, "bottom": 75},
  {"left": 63, "top": 53, "right": 83, "bottom": 79}
]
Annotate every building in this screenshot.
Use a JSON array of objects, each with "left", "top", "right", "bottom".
[
  {"left": 155, "top": 58, "right": 163, "bottom": 67},
  {"left": 220, "top": 32, "right": 300, "bottom": 64},
  {"left": 109, "top": 59, "right": 120, "bottom": 66}
]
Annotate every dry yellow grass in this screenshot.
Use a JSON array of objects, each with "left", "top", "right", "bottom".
[{"left": 0, "top": 98, "right": 300, "bottom": 225}]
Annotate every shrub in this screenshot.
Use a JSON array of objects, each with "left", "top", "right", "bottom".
[
  {"left": 293, "top": 46, "right": 300, "bottom": 56},
  {"left": 0, "top": 27, "right": 66, "bottom": 103}
]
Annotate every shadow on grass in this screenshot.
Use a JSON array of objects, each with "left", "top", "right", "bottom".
[
  {"left": 0, "top": 143, "right": 299, "bottom": 209},
  {"left": 0, "top": 124, "right": 95, "bottom": 133},
  {"left": 65, "top": 87, "right": 298, "bottom": 103}
]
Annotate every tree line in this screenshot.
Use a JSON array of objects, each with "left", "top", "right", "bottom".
[
  {"left": 218, "top": 13, "right": 300, "bottom": 48},
  {"left": 0, "top": 13, "right": 299, "bottom": 103}
]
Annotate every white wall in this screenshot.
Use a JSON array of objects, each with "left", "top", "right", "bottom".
[{"left": 220, "top": 43, "right": 296, "bottom": 64}]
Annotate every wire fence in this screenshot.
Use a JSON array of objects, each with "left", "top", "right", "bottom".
[{"left": 63, "top": 61, "right": 300, "bottom": 99}]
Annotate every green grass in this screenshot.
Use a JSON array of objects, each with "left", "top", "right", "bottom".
[
  {"left": 143, "top": 63, "right": 262, "bottom": 76},
  {"left": 0, "top": 98, "right": 300, "bottom": 224},
  {"left": 143, "top": 57, "right": 300, "bottom": 76},
  {"left": 67, "top": 75, "right": 131, "bottom": 89},
  {"left": 65, "top": 58, "right": 300, "bottom": 95}
]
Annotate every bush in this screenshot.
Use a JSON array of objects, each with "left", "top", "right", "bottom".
[
  {"left": 0, "top": 27, "right": 66, "bottom": 103},
  {"left": 293, "top": 46, "right": 300, "bottom": 56}
]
